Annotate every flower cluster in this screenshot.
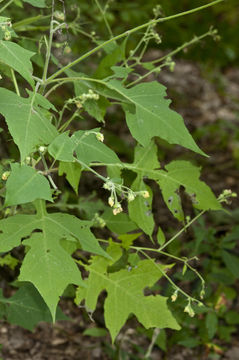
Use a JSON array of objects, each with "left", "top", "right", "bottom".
[{"left": 103, "top": 178, "right": 150, "bottom": 215}]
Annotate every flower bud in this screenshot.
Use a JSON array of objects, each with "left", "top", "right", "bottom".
[
  {"left": 141, "top": 190, "right": 150, "bottom": 198},
  {"left": 108, "top": 196, "right": 114, "bottom": 207},
  {"left": 96, "top": 132, "right": 104, "bottom": 142},
  {"left": 39, "top": 146, "right": 46, "bottom": 153},
  {"left": 2, "top": 171, "right": 10, "bottom": 181},
  {"left": 128, "top": 191, "right": 136, "bottom": 202}
]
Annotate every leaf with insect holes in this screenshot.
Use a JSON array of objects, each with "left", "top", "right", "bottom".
[
  {"left": 150, "top": 160, "right": 221, "bottom": 221},
  {"left": 0, "top": 283, "right": 67, "bottom": 331},
  {"left": 0, "top": 41, "right": 35, "bottom": 86},
  {"left": 5, "top": 163, "right": 52, "bottom": 206},
  {"left": 75, "top": 243, "right": 180, "bottom": 342},
  {"left": 72, "top": 129, "right": 121, "bottom": 165},
  {"left": 0, "top": 88, "right": 58, "bottom": 161},
  {"left": 105, "top": 80, "right": 206, "bottom": 156}
]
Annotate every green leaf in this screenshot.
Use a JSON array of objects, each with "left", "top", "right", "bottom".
[
  {"left": 19, "top": 232, "right": 82, "bottom": 320},
  {"left": 0, "top": 283, "right": 67, "bottom": 331},
  {"left": 0, "top": 88, "right": 58, "bottom": 161},
  {"left": 23, "top": 0, "right": 46, "bottom": 7},
  {"left": 48, "top": 132, "right": 75, "bottom": 162},
  {"left": 5, "top": 163, "right": 52, "bottom": 206},
  {"left": 206, "top": 312, "right": 218, "bottom": 339},
  {"left": 83, "top": 96, "right": 110, "bottom": 123},
  {"left": 83, "top": 327, "right": 108, "bottom": 337},
  {"left": 106, "top": 80, "right": 205, "bottom": 155},
  {"left": 58, "top": 161, "right": 82, "bottom": 194},
  {"left": 157, "top": 227, "right": 166, "bottom": 246},
  {"left": 150, "top": 160, "right": 221, "bottom": 221},
  {"left": 0, "top": 210, "right": 108, "bottom": 319},
  {"left": 111, "top": 66, "right": 133, "bottom": 79},
  {"left": 76, "top": 244, "right": 180, "bottom": 342},
  {"left": 94, "top": 40, "right": 126, "bottom": 79},
  {"left": 102, "top": 208, "right": 138, "bottom": 234},
  {"left": 72, "top": 129, "right": 121, "bottom": 165},
  {"left": 128, "top": 177, "right": 154, "bottom": 237},
  {"left": 0, "top": 214, "right": 38, "bottom": 252},
  {"left": 222, "top": 251, "right": 239, "bottom": 278},
  {"left": 0, "top": 41, "right": 35, "bottom": 86}
]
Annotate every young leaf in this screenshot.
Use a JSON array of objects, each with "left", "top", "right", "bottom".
[
  {"left": 0, "top": 88, "right": 58, "bottom": 161},
  {"left": 5, "top": 163, "right": 52, "bottom": 206},
  {"left": 72, "top": 129, "right": 121, "bottom": 165},
  {"left": 0, "top": 41, "right": 35, "bottom": 86},
  {"left": 58, "top": 161, "right": 82, "bottom": 194},
  {"left": 0, "top": 283, "right": 67, "bottom": 331},
  {"left": 106, "top": 80, "right": 205, "bottom": 156},
  {"left": 76, "top": 244, "right": 180, "bottom": 342},
  {"left": 94, "top": 40, "right": 126, "bottom": 79}
]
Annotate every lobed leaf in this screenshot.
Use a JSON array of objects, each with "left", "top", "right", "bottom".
[
  {"left": 76, "top": 244, "right": 180, "bottom": 342},
  {"left": 106, "top": 80, "right": 206, "bottom": 156},
  {"left": 0, "top": 88, "right": 58, "bottom": 161}
]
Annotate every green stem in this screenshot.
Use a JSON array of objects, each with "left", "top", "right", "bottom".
[
  {"left": 139, "top": 250, "right": 202, "bottom": 304},
  {"left": 158, "top": 210, "right": 206, "bottom": 252},
  {"left": 10, "top": 68, "right": 20, "bottom": 96},
  {"left": 45, "top": 0, "right": 224, "bottom": 83},
  {"left": 94, "top": 0, "right": 114, "bottom": 38},
  {"left": 42, "top": 0, "right": 55, "bottom": 84},
  {"left": 128, "top": 29, "right": 213, "bottom": 87},
  {"left": 0, "top": 0, "right": 14, "bottom": 14},
  {"left": 74, "top": 158, "right": 107, "bottom": 183}
]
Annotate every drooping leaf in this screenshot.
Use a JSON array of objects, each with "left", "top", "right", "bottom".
[
  {"left": 0, "top": 40, "right": 34, "bottom": 86},
  {"left": 0, "top": 88, "right": 58, "bottom": 161},
  {"left": 58, "top": 161, "right": 82, "bottom": 194},
  {"left": 106, "top": 80, "right": 205, "bottom": 156},
  {"left": 48, "top": 132, "right": 75, "bottom": 162},
  {"left": 5, "top": 163, "right": 52, "bottom": 206},
  {"left": 128, "top": 142, "right": 156, "bottom": 237},
  {"left": 76, "top": 244, "right": 180, "bottom": 342},
  {"left": 72, "top": 129, "right": 121, "bottom": 165},
  {"left": 0, "top": 283, "right": 67, "bottom": 331},
  {"left": 128, "top": 176, "right": 154, "bottom": 237}
]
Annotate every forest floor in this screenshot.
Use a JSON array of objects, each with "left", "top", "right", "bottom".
[{"left": 0, "top": 58, "right": 239, "bottom": 360}]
